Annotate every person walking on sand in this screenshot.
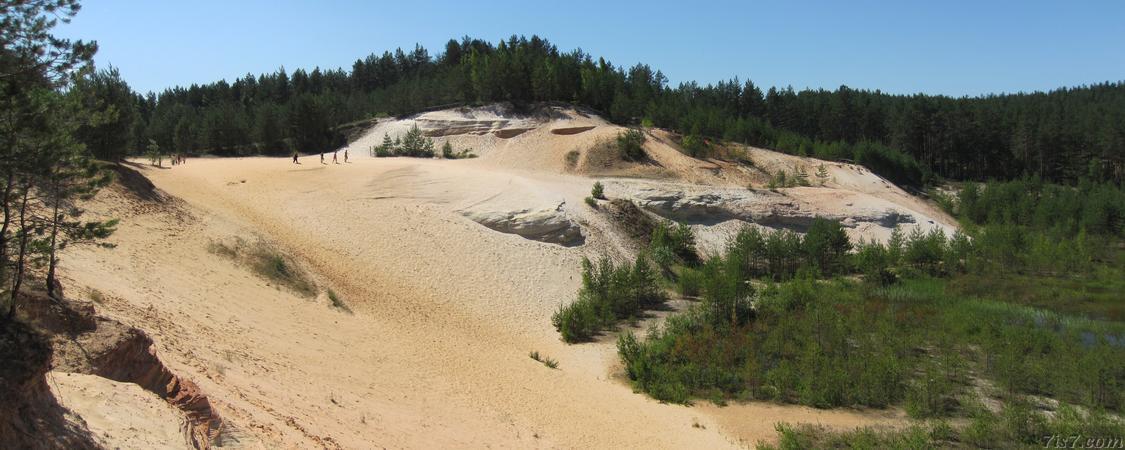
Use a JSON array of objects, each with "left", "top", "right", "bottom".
[
  {"left": 332, "top": 151, "right": 338, "bottom": 164},
  {"left": 292, "top": 151, "right": 299, "bottom": 164},
  {"left": 320, "top": 152, "right": 325, "bottom": 164},
  {"left": 344, "top": 149, "right": 349, "bottom": 163}
]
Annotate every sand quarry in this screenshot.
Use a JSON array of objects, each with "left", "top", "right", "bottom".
[{"left": 53, "top": 104, "right": 955, "bottom": 449}]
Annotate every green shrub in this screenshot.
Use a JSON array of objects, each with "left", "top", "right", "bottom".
[
  {"left": 617, "top": 129, "right": 647, "bottom": 161},
  {"left": 815, "top": 164, "right": 830, "bottom": 185},
  {"left": 552, "top": 294, "right": 599, "bottom": 342},
  {"left": 399, "top": 124, "right": 435, "bottom": 157},
  {"left": 584, "top": 196, "right": 597, "bottom": 208},
  {"left": 794, "top": 166, "right": 811, "bottom": 186},
  {"left": 762, "top": 404, "right": 1125, "bottom": 449},
  {"left": 650, "top": 221, "right": 699, "bottom": 268},
  {"left": 608, "top": 182, "right": 1125, "bottom": 430},
  {"left": 681, "top": 133, "right": 708, "bottom": 158},
  {"left": 677, "top": 267, "right": 703, "bottom": 297},
  {"left": 802, "top": 218, "right": 851, "bottom": 275},
  {"left": 591, "top": 181, "right": 605, "bottom": 199},
  {"left": 905, "top": 362, "right": 955, "bottom": 418},
  {"left": 553, "top": 255, "right": 666, "bottom": 343},
  {"left": 854, "top": 240, "right": 896, "bottom": 285},
  {"left": 564, "top": 150, "right": 580, "bottom": 168},
  {"left": 373, "top": 133, "right": 396, "bottom": 156}
]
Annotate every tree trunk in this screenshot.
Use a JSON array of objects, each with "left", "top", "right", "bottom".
[
  {"left": 45, "top": 179, "right": 61, "bottom": 299},
  {"left": 8, "top": 183, "right": 31, "bottom": 320},
  {"left": 1, "top": 170, "right": 14, "bottom": 320}
]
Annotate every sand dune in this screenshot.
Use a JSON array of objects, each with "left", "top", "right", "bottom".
[{"left": 57, "top": 105, "right": 945, "bottom": 448}]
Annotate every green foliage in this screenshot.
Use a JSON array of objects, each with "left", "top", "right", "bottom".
[
  {"left": 620, "top": 278, "right": 908, "bottom": 407},
  {"left": 615, "top": 200, "right": 1125, "bottom": 421},
  {"left": 762, "top": 402, "right": 1125, "bottom": 449},
  {"left": 552, "top": 255, "right": 666, "bottom": 343},
  {"left": 371, "top": 128, "right": 442, "bottom": 158},
  {"left": 72, "top": 67, "right": 137, "bottom": 161},
  {"left": 649, "top": 221, "right": 699, "bottom": 269},
  {"left": 145, "top": 139, "right": 164, "bottom": 166},
  {"left": 767, "top": 169, "right": 808, "bottom": 189},
  {"left": 681, "top": 133, "right": 708, "bottom": 158},
  {"left": 802, "top": 218, "right": 851, "bottom": 274},
  {"left": 720, "top": 222, "right": 854, "bottom": 281},
  {"left": 399, "top": 124, "right": 435, "bottom": 157},
  {"left": 676, "top": 267, "right": 703, "bottom": 297},
  {"left": 758, "top": 423, "right": 937, "bottom": 450},
  {"left": 854, "top": 239, "right": 896, "bottom": 285},
  {"left": 438, "top": 140, "right": 475, "bottom": 159},
  {"left": 0, "top": 3, "right": 116, "bottom": 315},
  {"left": 372, "top": 133, "right": 395, "bottom": 157},
  {"left": 793, "top": 166, "right": 810, "bottom": 186},
  {"left": 616, "top": 129, "right": 646, "bottom": 161},
  {"left": 591, "top": 181, "right": 605, "bottom": 199},
  {"left": 288, "top": 94, "right": 336, "bottom": 152},
  {"left": 904, "top": 360, "right": 956, "bottom": 418},
  {"left": 956, "top": 179, "right": 1124, "bottom": 238},
  {"left": 815, "top": 164, "right": 829, "bottom": 185},
  {"left": 584, "top": 196, "right": 597, "bottom": 208},
  {"left": 622, "top": 272, "right": 1125, "bottom": 414}
]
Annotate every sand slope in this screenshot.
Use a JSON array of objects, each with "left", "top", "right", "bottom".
[
  {"left": 56, "top": 105, "right": 943, "bottom": 448},
  {"left": 49, "top": 372, "right": 188, "bottom": 449}
]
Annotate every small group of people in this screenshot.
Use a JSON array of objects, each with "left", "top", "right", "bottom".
[
  {"left": 170, "top": 154, "right": 187, "bottom": 166},
  {"left": 292, "top": 148, "right": 348, "bottom": 165}
]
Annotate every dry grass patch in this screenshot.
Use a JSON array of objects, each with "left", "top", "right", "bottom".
[{"left": 208, "top": 238, "right": 316, "bottom": 297}]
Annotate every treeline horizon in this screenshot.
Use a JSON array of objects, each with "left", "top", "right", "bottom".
[{"left": 86, "top": 35, "right": 1123, "bottom": 185}]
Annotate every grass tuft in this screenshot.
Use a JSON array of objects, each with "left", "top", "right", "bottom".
[
  {"left": 209, "top": 238, "right": 316, "bottom": 297},
  {"left": 327, "top": 289, "right": 351, "bottom": 313}
]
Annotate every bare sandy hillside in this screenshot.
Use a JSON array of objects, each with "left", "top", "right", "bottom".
[{"left": 56, "top": 105, "right": 949, "bottom": 448}]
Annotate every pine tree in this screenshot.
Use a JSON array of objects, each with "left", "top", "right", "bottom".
[
  {"left": 816, "top": 164, "right": 830, "bottom": 185},
  {"left": 795, "top": 165, "right": 810, "bottom": 186},
  {"left": 400, "top": 124, "right": 434, "bottom": 157},
  {"left": 39, "top": 93, "right": 116, "bottom": 297},
  {"left": 1, "top": 0, "right": 110, "bottom": 319},
  {"left": 72, "top": 67, "right": 138, "bottom": 161}
]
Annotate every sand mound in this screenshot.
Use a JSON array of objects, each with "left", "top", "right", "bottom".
[
  {"left": 460, "top": 203, "right": 584, "bottom": 246},
  {"left": 52, "top": 104, "right": 951, "bottom": 447}
]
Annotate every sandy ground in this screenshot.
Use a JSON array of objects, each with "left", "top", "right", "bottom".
[
  {"left": 49, "top": 372, "right": 188, "bottom": 449},
  {"left": 55, "top": 106, "right": 946, "bottom": 448}
]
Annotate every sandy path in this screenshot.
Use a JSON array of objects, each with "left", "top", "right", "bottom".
[{"left": 62, "top": 156, "right": 906, "bottom": 448}]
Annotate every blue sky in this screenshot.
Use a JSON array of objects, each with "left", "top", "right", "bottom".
[{"left": 57, "top": 0, "right": 1124, "bottom": 97}]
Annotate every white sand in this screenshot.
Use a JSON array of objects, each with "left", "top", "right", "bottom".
[{"left": 56, "top": 105, "right": 944, "bottom": 448}]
